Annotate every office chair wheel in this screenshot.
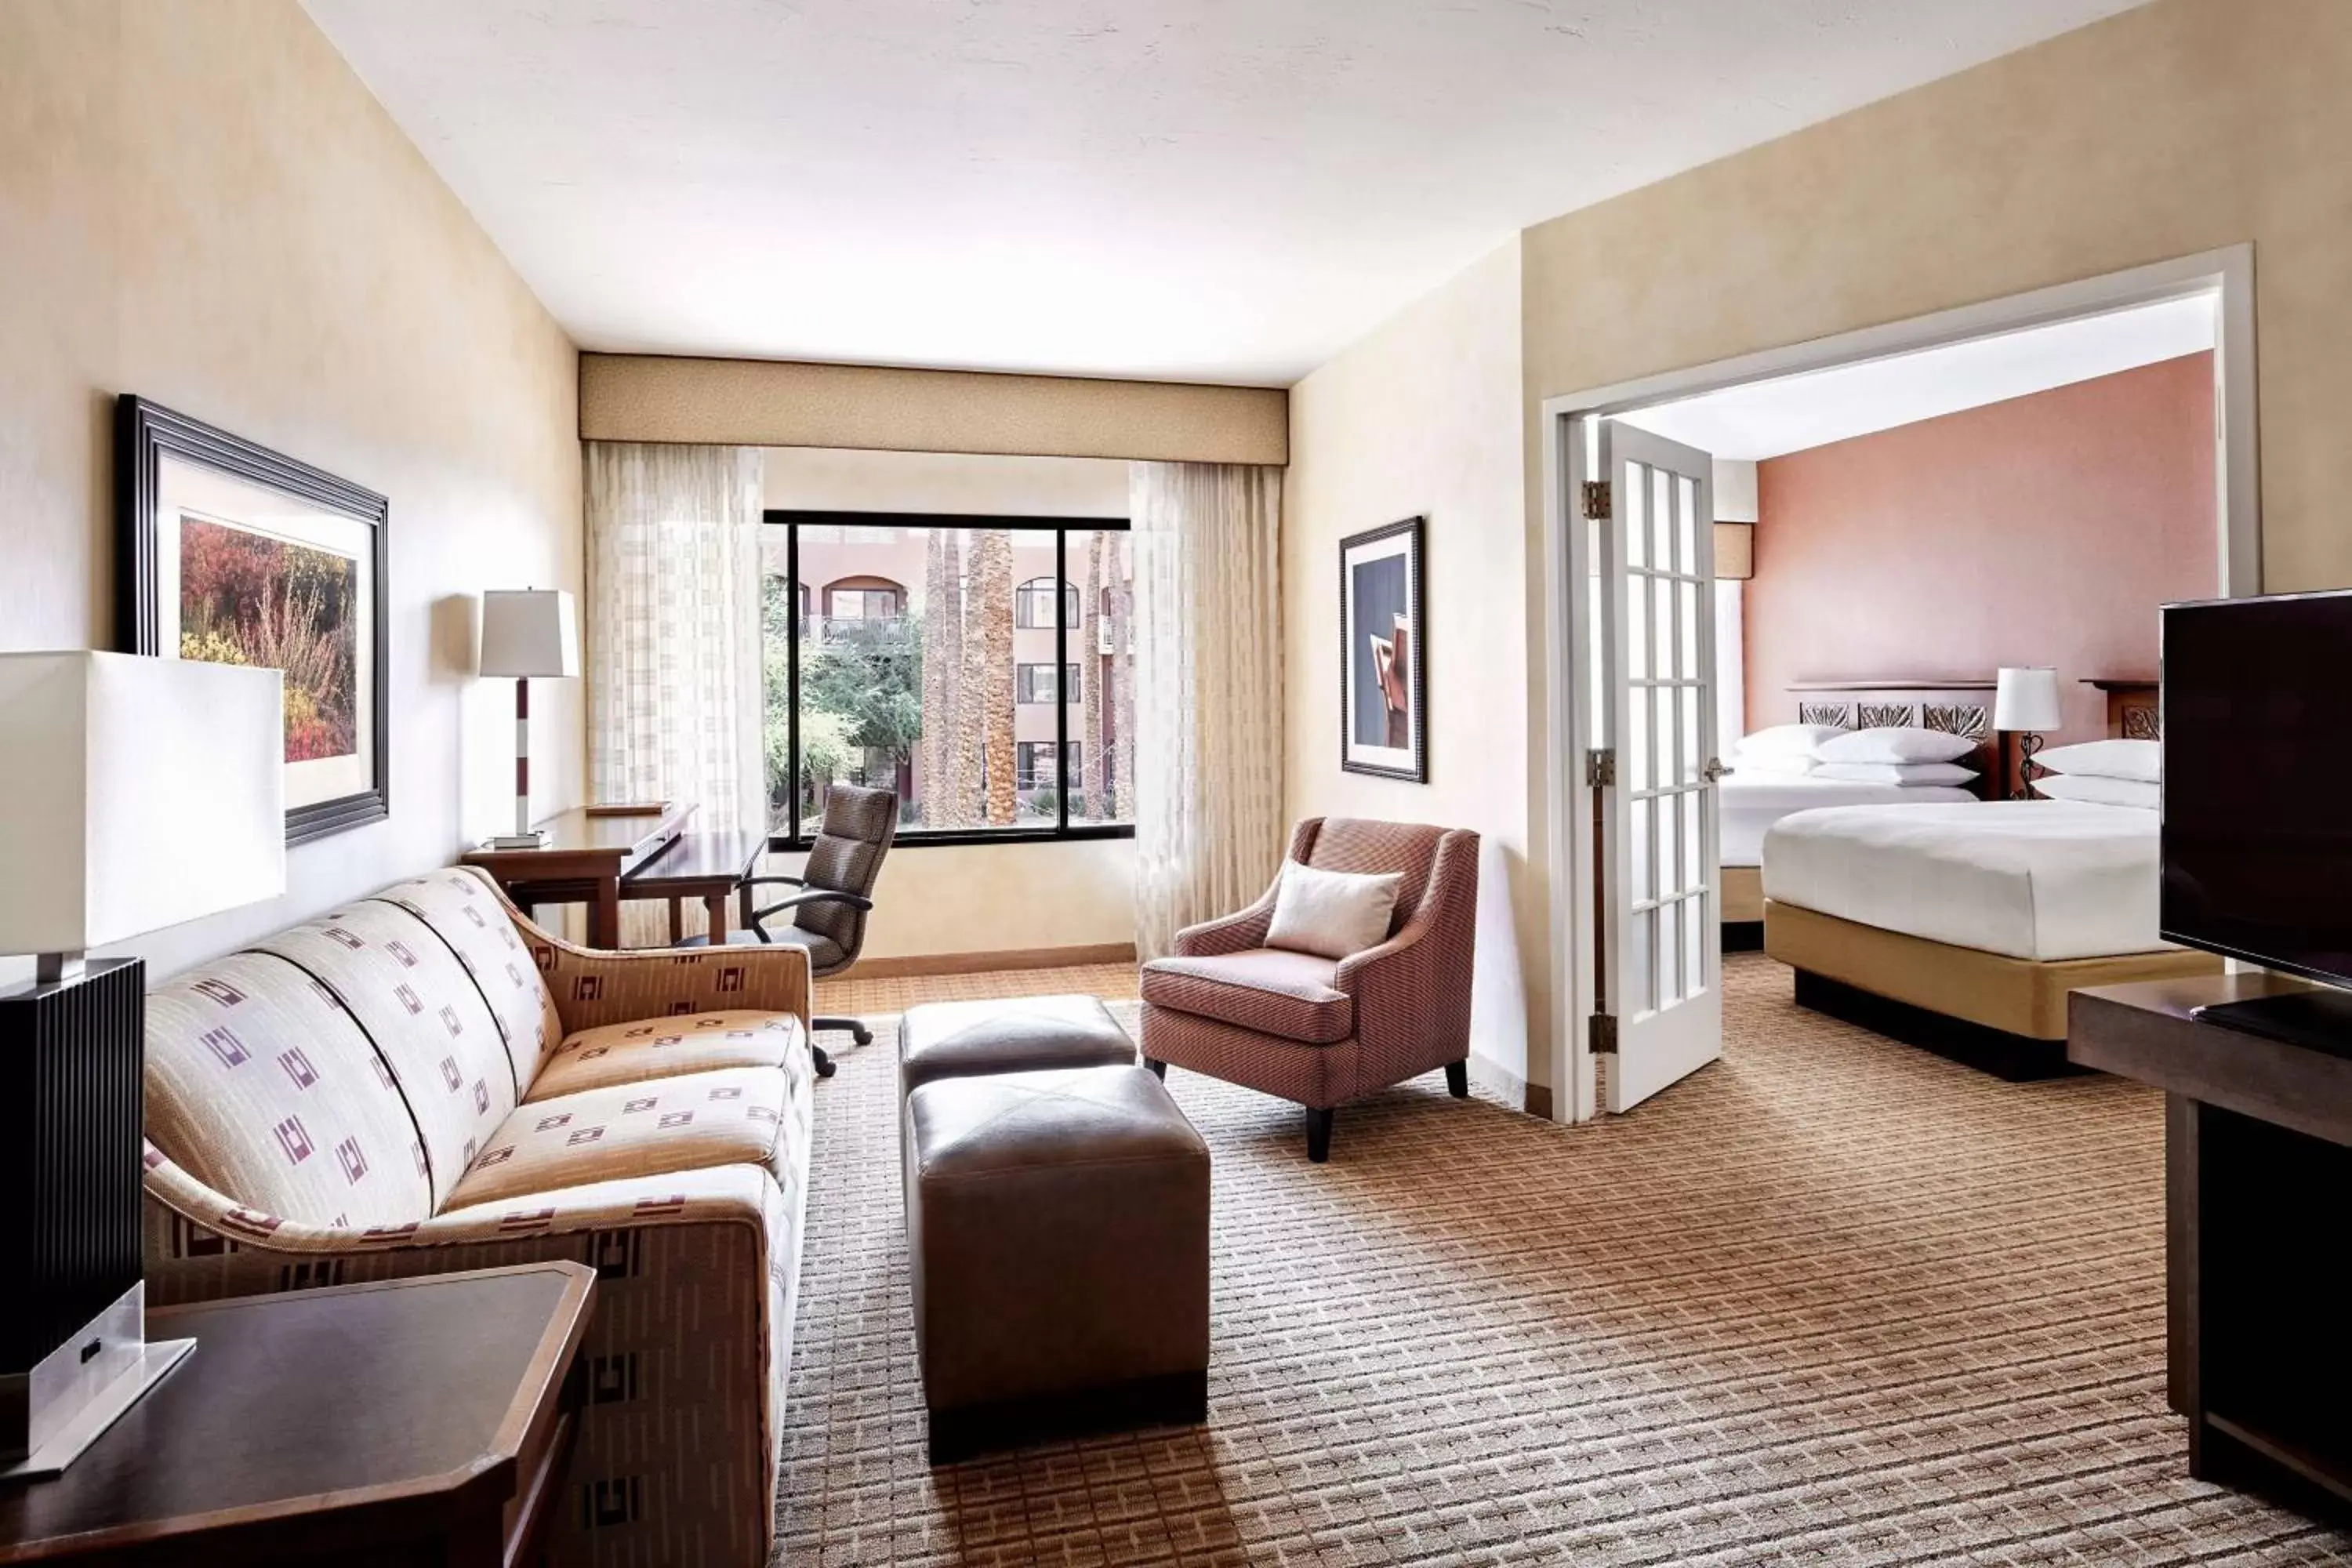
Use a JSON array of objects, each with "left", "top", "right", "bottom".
[
  {"left": 811, "top": 1044, "right": 837, "bottom": 1080},
  {"left": 851, "top": 1024, "right": 873, "bottom": 1047}
]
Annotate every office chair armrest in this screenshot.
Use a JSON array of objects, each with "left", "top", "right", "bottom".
[
  {"left": 738, "top": 874, "right": 807, "bottom": 891},
  {"left": 745, "top": 887, "right": 877, "bottom": 939}
]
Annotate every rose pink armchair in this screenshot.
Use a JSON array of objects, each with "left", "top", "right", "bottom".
[{"left": 1138, "top": 817, "right": 1480, "bottom": 1162}]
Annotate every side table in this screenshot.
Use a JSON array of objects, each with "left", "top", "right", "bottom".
[{"left": 0, "top": 1263, "right": 595, "bottom": 1566}]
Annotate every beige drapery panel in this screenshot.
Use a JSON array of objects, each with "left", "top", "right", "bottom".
[
  {"left": 585, "top": 442, "right": 766, "bottom": 946},
  {"left": 1129, "top": 462, "right": 1286, "bottom": 960}
]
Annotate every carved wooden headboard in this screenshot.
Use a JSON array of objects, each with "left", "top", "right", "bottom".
[
  {"left": 2085, "top": 678, "right": 2161, "bottom": 740},
  {"left": 1788, "top": 679, "right": 1999, "bottom": 799}
]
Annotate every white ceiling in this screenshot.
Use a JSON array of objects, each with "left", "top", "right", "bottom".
[
  {"left": 303, "top": 0, "right": 2149, "bottom": 387},
  {"left": 1620, "top": 295, "right": 2216, "bottom": 461}
]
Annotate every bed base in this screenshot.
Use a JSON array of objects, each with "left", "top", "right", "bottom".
[
  {"left": 1764, "top": 899, "right": 2224, "bottom": 1079},
  {"left": 1722, "top": 866, "right": 1765, "bottom": 951}
]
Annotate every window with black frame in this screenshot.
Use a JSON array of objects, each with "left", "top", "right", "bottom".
[{"left": 764, "top": 512, "right": 1134, "bottom": 847}]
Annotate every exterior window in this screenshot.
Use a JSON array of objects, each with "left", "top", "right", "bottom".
[
  {"left": 763, "top": 515, "right": 1133, "bottom": 845},
  {"left": 1014, "top": 577, "right": 1080, "bottom": 630},
  {"left": 1017, "top": 663, "right": 1082, "bottom": 704}
]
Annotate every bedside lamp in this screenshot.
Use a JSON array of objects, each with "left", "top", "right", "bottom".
[
  {"left": 0, "top": 652, "right": 285, "bottom": 1478},
  {"left": 1994, "top": 666, "right": 2063, "bottom": 800},
  {"left": 480, "top": 589, "right": 579, "bottom": 849}
]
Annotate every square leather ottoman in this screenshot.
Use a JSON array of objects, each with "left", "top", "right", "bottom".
[
  {"left": 903, "top": 1065, "right": 1209, "bottom": 1461},
  {"left": 898, "top": 993, "right": 1137, "bottom": 1098}
]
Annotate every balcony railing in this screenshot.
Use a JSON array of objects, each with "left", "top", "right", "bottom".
[{"left": 801, "top": 615, "right": 911, "bottom": 645}]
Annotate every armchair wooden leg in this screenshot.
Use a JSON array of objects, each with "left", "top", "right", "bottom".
[
  {"left": 1143, "top": 1057, "right": 1167, "bottom": 1080},
  {"left": 1305, "top": 1107, "right": 1334, "bottom": 1164},
  {"left": 1446, "top": 1060, "right": 1469, "bottom": 1099}
]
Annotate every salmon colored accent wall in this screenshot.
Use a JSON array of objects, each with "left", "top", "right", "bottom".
[{"left": 1745, "top": 351, "right": 2216, "bottom": 746}]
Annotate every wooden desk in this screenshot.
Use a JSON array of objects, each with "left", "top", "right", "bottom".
[
  {"left": 0, "top": 1263, "right": 595, "bottom": 1566},
  {"left": 463, "top": 803, "right": 693, "bottom": 948},
  {"left": 622, "top": 829, "right": 768, "bottom": 946},
  {"left": 2070, "top": 972, "right": 2352, "bottom": 1523}
]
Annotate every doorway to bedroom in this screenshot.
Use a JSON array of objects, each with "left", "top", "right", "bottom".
[{"left": 1542, "top": 249, "right": 2257, "bottom": 1123}]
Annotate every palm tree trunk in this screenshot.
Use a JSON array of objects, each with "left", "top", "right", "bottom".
[
  {"left": 919, "top": 528, "right": 963, "bottom": 828},
  {"left": 971, "top": 531, "right": 1017, "bottom": 824}
]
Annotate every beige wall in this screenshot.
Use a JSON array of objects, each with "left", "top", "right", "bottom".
[
  {"left": 0, "top": 0, "right": 583, "bottom": 982},
  {"left": 1284, "top": 241, "right": 1540, "bottom": 1103},
  {"left": 763, "top": 447, "right": 1138, "bottom": 961},
  {"left": 586, "top": 354, "right": 1289, "bottom": 465}
]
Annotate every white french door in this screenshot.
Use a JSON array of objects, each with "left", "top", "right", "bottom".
[{"left": 1580, "top": 420, "right": 1723, "bottom": 1112}]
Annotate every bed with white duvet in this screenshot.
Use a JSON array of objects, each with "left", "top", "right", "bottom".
[
  {"left": 1761, "top": 798, "right": 2165, "bottom": 960},
  {"left": 1721, "top": 773, "right": 1977, "bottom": 868}
]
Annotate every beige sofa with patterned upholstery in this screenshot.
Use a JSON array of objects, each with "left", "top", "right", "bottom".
[{"left": 139, "top": 865, "right": 813, "bottom": 1568}]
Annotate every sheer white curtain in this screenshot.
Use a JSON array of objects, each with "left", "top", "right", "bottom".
[
  {"left": 585, "top": 442, "right": 767, "bottom": 855},
  {"left": 1130, "top": 462, "right": 1286, "bottom": 959}
]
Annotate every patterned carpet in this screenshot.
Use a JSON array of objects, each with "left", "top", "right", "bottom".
[{"left": 778, "top": 955, "right": 2351, "bottom": 1566}]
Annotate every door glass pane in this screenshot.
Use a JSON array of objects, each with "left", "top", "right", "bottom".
[
  {"left": 1654, "top": 577, "right": 1675, "bottom": 679},
  {"left": 1684, "top": 895, "right": 1706, "bottom": 996},
  {"left": 1651, "top": 466, "right": 1673, "bottom": 572},
  {"left": 1659, "top": 888, "right": 1682, "bottom": 1005},
  {"left": 1629, "top": 797, "right": 1651, "bottom": 904},
  {"left": 1655, "top": 688, "right": 1676, "bottom": 793},
  {"left": 1626, "top": 569, "right": 1648, "bottom": 681},
  {"left": 1624, "top": 467, "right": 1647, "bottom": 569},
  {"left": 1681, "top": 687, "right": 1700, "bottom": 785},
  {"left": 1628, "top": 689, "right": 1650, "bottom": 791},
  {"left": 1680, "top": 579, "right": 1700, "bottom": 682},
  {"left": 1684, "top": 786, "right": 1703, "bottom": 891},
  {"left": 1657, "top": 789, "right": 1679, "bottom": 903},
  {"left": 1679, "top": 474, "right": 1700, "bottom": 577},
  {"left": 1631, "top": 909, "right": 1656, "bottom": 1015}
]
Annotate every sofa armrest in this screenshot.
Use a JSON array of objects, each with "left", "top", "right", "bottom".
[
  {"left": 1334, "top": 829, "right": 1480, "bottom": 1083},
  {"left": 529, "top": 920, "right": 812, "bottom": 1036}
]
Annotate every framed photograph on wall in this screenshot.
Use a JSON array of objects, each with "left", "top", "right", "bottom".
[
  {"left": 116, "top": 395, "right": 390, "bottom": 844},
  {"left": 1339, "top": 514, "right": 1426, "bottom": 782}
]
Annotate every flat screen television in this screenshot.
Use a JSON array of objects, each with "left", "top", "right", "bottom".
[{"left": 2161, "top": 589, "right": 2352, "bottom": 993}]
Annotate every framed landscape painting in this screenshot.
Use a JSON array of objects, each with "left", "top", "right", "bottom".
[
  {"left": 1339, "top": 514, "right": 1426, "bottom": 782},
  {"left": 117, "top": 396, "right": 389, "bottom": 844}
]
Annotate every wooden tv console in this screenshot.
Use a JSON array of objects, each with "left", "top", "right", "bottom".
[{"left": 2069, "top": 971, "right": 2352, "bottom": 1523}]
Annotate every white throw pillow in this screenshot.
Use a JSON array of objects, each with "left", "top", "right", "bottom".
[
  {"left": 2033, "top": 772, "right": 2161, "bottom": 811},
  {"left": 2034, "top": 738, "right": 2161, "bottom": 783},
  {"left": 1729, "top": 753, "right": 1817, "bottom": 778},
  {"left": 1265, "top": 861, "right": 1403, "bottom": 960},
  {"left": 1734, "top": 723, "right": 1843, "bottom": 758},
  {"left": 1811, "top": 760, "right": 1980, "bottom": 786},
  {"left": 1813, "top": 725, "right": 1980, "bottom": 765}
]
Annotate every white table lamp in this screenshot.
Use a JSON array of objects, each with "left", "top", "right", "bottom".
[
  {"left": 1994, "top": 666, "right": 2063, "bottom": 799},
  {"left": 480, "top": 589, "right": 579, "bottom": 849},
  {"left": 0, "top": 652, "right": 286, "bottom": 1479}
]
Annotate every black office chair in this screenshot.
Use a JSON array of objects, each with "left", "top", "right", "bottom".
[{"left": 689, "top": 783, "right": 898, "bottom": 1080}]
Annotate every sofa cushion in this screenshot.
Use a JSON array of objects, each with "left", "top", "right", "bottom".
[
  {"left": 445, "top": 1067, "right": 789, "bottom": 1211},
  {"left": 372, "top": 868, "right": 561, "bottom": 1090},
  {"left": 146, "top": 952, "right": 433, "bottom": 1229},
  {"left": 252, "top": 902, "right": 517, "bottom": 1208},
  {"left": 528, "top": 1011, "right": 808, "bottom": 1102},
  {"left": 1139, "top": 949, "right": 1355, "bottom": 1044}
]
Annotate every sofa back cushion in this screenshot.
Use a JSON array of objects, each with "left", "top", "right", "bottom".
[
  {"left": 372, "top": 868, "right": 560, "bottom": 1089},
  {"left": 147, "top": 952, "right": 433, "bottom": 1228},
  {"left": 249, "top": 902, "right": 517, "bottom": 1209}
]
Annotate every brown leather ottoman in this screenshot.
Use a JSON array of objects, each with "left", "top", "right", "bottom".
[
  {"left": 898, "top": 993, "right": 1138, "bottom": 1098},
  {"left": 903, "top": 1065, "right": 1210, "bottom": 1461}
]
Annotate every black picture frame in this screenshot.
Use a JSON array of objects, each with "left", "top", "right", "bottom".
[
  {"left": 115, "top": 394, "right": 391, "bottom": 845},
  {"left": 1339, "top": 514, "right": 1428, "bottom": 783}
]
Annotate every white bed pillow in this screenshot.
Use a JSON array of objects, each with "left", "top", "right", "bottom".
[
  {"left": 1813, "top": 725, "right": 1980, "bottom": 765},
  {"left": 1729, "top": 753, "right": 1817, "bottom": 778},
  {"left": 2034, "top": 738, "right": 2161, "bottom": 784},
  {"left": 2032, "top": 772, "right": 2161, "bottom": 811},
  {"left": 1811, "top": 760, "right": 1980, "bottom": 786},
  {"left": 1265, "top": 860, "right": 1403, "bottom": 960},
  {"left": 1734, "top": 723, "right": 1843, "bottom": 758}
]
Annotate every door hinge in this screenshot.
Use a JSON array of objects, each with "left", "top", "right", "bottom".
[
  {"left": 1586, "top": 747, "right": 1616, "bottom": 788},
  {"left": 1589, "top": 1013, "right": 1619, "bottom": 1054},
  {"left": 1581, "top": 479, "right": 1613, "bottom": 521}
]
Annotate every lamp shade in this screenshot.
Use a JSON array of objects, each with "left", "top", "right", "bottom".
[
  {"left": 0, "top": 652, "right": 286, "bottom": 956},
  {"left": 1993, "top": 666, "right": 2063, "bottom": 732},
  {"left": 480, "top": 589, "right": 579, "bottom": 678}
]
